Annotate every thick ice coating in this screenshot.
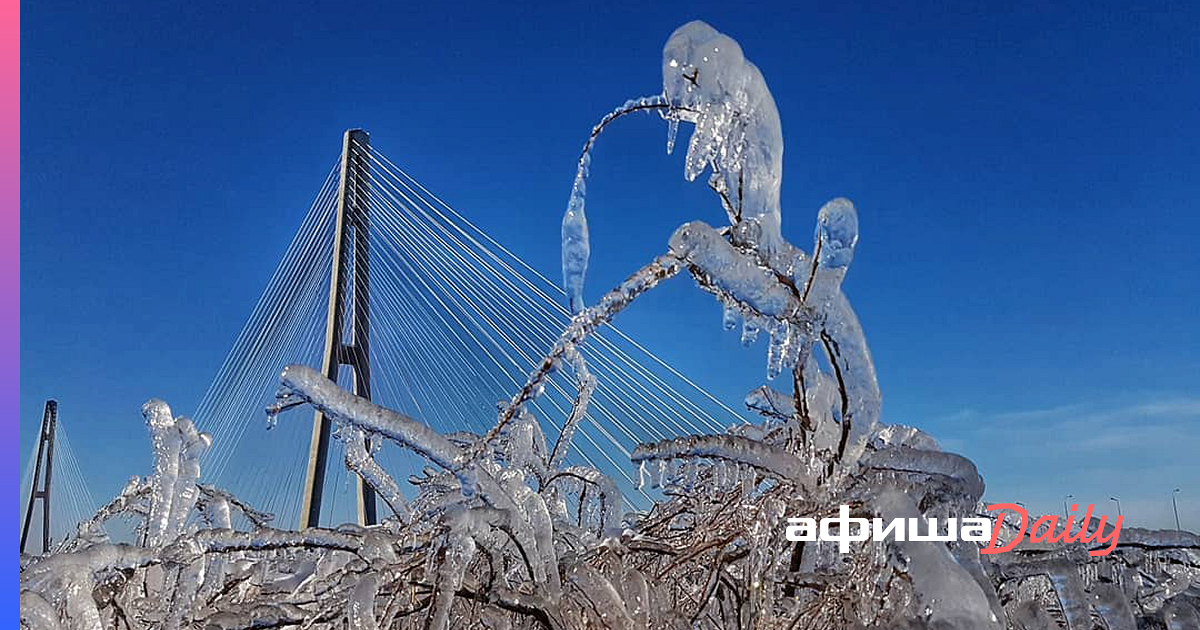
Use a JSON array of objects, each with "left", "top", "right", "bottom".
[
  {"left": 663, "top": 21, "right": 785, "bottom": 252},
  {"left": 560, "top": 20, "right": 785, "bottom": 314}
]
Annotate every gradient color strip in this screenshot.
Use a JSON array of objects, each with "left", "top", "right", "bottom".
[{"left": 7, "top": 0, "right": 21, "bottom": 621}]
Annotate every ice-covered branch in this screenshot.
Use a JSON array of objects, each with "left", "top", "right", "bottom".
[
  {"left": 669, "top": 221, "right": 802, "bottom": 322},
  {"left": 196, "top": 484, "right": 275, "bottom": 528},
  {"left": 632, "top": 435, "right": 810, "bottom": 487},
  {"left": 274, "top": 365, "right": 463, "bottom": 475},
  {"left": 546, "top": 345, "right": 596, "bottom": 471},
  {"left": 342, "top": 427, "right": 410, "bottom": 522},
  {"left": 546, "top": 466, "right": 623, "bottom": 537},
  {"left": 485, "top": 253, "right": 682, "bottom": 450}
]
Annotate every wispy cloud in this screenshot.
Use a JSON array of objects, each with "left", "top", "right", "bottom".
[
  {"left": 926, "top": 395, "right": 1200, "bottom": 530},
  {"left": 937, "top": 397, "right": 1200, "bottom": 454}
]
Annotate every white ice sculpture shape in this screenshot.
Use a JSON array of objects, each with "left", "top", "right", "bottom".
[
  {"left": 142, "top": 399, "right": 210, "bottom": 548},
  {"left": 662, "top": 21, "right": 784, "bottom": 247},
  {"left": 561, "top": 19, "right": 785, "bottom": 314}
]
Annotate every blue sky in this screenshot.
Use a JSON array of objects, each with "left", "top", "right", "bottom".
[{"left": 20, "top": 1, "right": 1199, "bottom": 529}]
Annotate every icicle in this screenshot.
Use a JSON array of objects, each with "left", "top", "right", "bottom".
[
  {"left": 685, "top": 106, "right": 720, "bottom": 182},
  {"left": 168, "top": 418, "right": 209, "bottom": 541},
  {"left": 740, "top": 463, "right": 755, "bottom": 496},
  {"left": 784, "top": 322, "right": 810, "bottom": 372},
  {"left": 722, "top": 301, "right": 741, "bottom": 331},
  {"left": 144, "top": 399, "right": 182, "bottom": 548},
  {"left": 508, "top": 482, "right": 562, "bottom": 593},
  {"left": 562, "top": 156, "right": 591, "bottom": 315},
  {"left": 666, "top": 116, "right": 679, "bottom": 154},
  {"left": 766, "top": 319, "right": 790, "bottom": 379},
  {"left": 427, "top": 519, "right": 477, "bottom": 630},
  {"left": 681, "top": 459, "right": 700, "bottom": 490},
  {"left": 741, "top": 316, "right": 761, "bottom": 346},
  {"left": 623, "top": 567, "right": 651, "bottom": 629},
  {"left": 341, "top": 427, "right": 411, "bottom": 521}
]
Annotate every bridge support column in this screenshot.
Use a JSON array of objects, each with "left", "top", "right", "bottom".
[
  {"left": 299, "top": 129, "right": 378, "bottom": 528},
  {"left": 21, "top": 400, "right": 57, "bottom": 553}
]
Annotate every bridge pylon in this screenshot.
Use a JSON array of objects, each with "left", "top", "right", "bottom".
[
  {"left": 21, "top": 400, "right": 58, "bottom": 554},
  {"left": 299, "top": 129, "right": 378, "bottom": 528}
]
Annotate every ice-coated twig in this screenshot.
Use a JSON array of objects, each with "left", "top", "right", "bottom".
[
  {"left": 669, "top": 220, "right": 802, "bottom": 321},
  {"left": 818, "top": 292, "right": 880, "bottom": 471},
  {"left": 863, "top": 445, "right": 985, "bottom": 502},
  {"left": 161, "top": 527, "right": 364, "bottom": 564},
  {"left": 744, "top": 386, "right": 794, "bottom": 422},
  {"left": 342, "top": 427, "right": 411, "bottom": 522},
  {"left": 66, "top": 478, "right": 150, "bottom": 549},
  {"left": 271, "top": 366, "right": 555, "bottom": 595},
  {"left": 546, "top": 466, "right": 623, "bottom": 537},
  {"left": 197, "top": 484, "right": 275, "bottom": 528},
  {"left": 561, "top": 94, "right": 698, "bottom": 314},
  {"left": 547, "top": 345, "right": 596, "bottom": 471},
  {"left": 198, "top": 603, "right": 325, "bottom": 630},
  {"left": 632, "top": 435, "right": 809, "bottom": 487},
  {"left": 273, "top": 365, "right": 464, "bottom": 481},
  {"left": 484, "top": 253, "right": 683, "bottom": 454}
]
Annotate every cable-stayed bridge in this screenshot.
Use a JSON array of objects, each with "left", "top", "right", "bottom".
[
  {"left": 185, "top": 129, "right": 748, "bottom": 530},
  {"left": 19, "top": 401, "right": 102, "bottom": 553}
]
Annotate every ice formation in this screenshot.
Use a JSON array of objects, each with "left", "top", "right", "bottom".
[{"left": 22, "top": 20, "right": 1200, "bottom": 630}]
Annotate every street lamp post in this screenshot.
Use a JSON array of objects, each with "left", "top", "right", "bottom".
[
  {"left": 1110, "top": 496, "right": 1122, "bottom": 517},
  {"left": 1173, "top": 489, "right": 1182, "bottom": 531}
]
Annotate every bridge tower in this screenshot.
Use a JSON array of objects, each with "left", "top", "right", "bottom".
[
  {"left": 21, "top": 400, "right": 58, "bottom": 553},
  {"left": 299, "top": 129, "right": 378, "bottom": 528}
]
